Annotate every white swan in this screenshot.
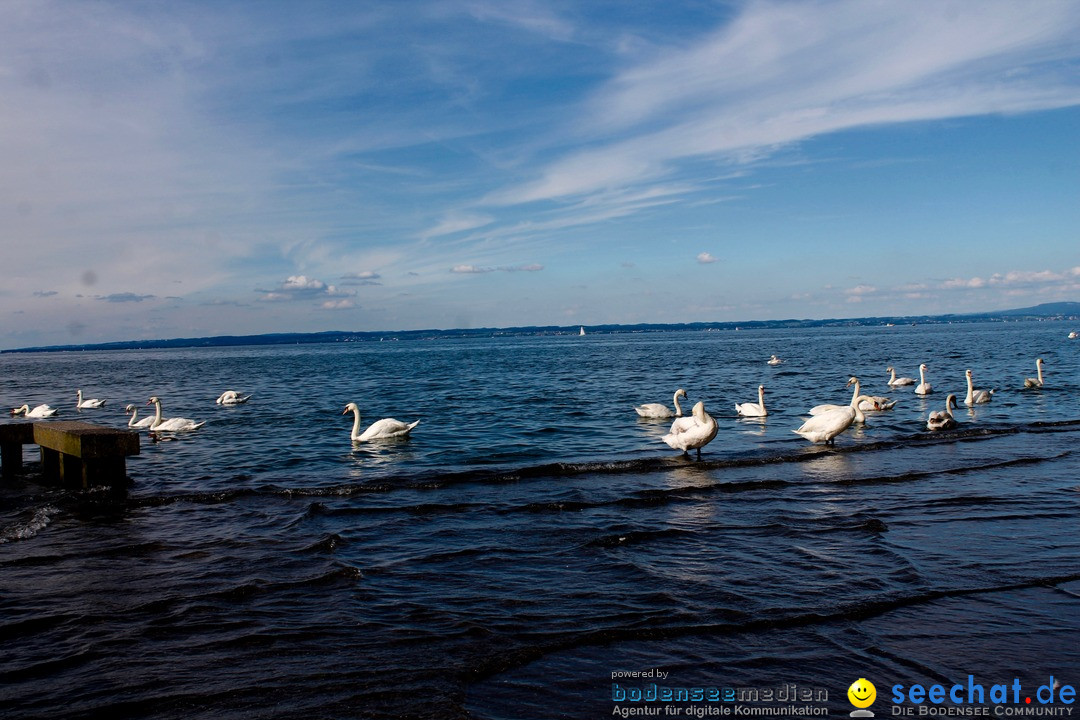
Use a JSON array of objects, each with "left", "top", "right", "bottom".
[
  {"left": 635, "top": 388, "right": 687, "bottom": 419},
  {"left": 963, "top": 369, "right": 994, "bottom": 406},
  {"left": 343, "top": 402, "right": 419, "bottom": 442},
  {"left": 886, "top": 367, "right": 915, "bottom": 387},
  {"left": 216, "top": 390, "right": 252, "bottom": 405},
  {"left": 76, "top": 389, "right": 106, "bottom": 408},
  {"left": 927, "top": 394, "right": 959, "bottom": 431},
  {"left": 810, "top": 377, "right": 881, "bottom": 415},
  {"left": 914, "top": 363, "right": 933, "bottom": 395},
  {"left": 735, "top": 385, "right": 768, "bottom": 417},
  {"left": 125, "top": 403, "right": 155, "bottom": 428},
  {"left": 10, "top": 403, "right": 58, "bottom": 418},
  {"left": 794, "top": 394, "right": 874, "bottom": 445},
  {"left": 767, "top": 355, "right": 783, "bottom": 366},
  {"left": 1069, "top": 331, "right": 1077, "bottom": 339},
  {"left": 1024, "top": 358, "right": 1045, "bottom": 388},
  {"left": 146, "top": 396, "right": 205, "bottom": 431},
  {"left": 661, "top": 400, "right": 718, "bottom": 458}
]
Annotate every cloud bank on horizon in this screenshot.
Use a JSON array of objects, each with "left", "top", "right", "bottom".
[{"left": 2, "top": 0, "right": 1079, "bottom": 347}]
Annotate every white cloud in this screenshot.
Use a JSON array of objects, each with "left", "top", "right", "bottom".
[
  {"left": 697, "top": 252, "right": 718, "bottom": 264},
  {"left": 320, "top": 299, "right": 356, "bottom": 310},
  {"left": 257, "top": 275, "right": 353, "bottom": 302}
]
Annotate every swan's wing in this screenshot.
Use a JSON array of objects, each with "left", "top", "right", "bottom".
[
  {"left": 809, "top": 403, "right": 843, "bottom": 415},
  {"left": 634, "top": 403, "right": 672, "bottom": 418},
  {"left": 358, "top": 417, "right": 417, "bottom": 440}
]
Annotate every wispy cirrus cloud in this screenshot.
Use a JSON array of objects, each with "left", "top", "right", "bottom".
[
  {"left": 450, "top": 263, "right": 544, "bottom": 274},
  {"left": 488, "top": 0, "right": 1080, "bottom": 209}
]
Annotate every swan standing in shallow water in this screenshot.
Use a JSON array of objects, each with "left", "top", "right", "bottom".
[
  {"left": 661, "top": 401, "right": 718, "bottom": 458},
  {"left": 344, "top": 402, "right": 419, "bottom": 442},
  {"left": 1024, "top": 358, "right": 1045, "bottom": 388},
  {"left": 963, "top": 369, "right": 994, "bottom": 406},
  {"left": 125, "top": 404, "right": 155, "bottom": 428},
  {"left": 735, "top": 385, "right": 768, "bottom": 417},
  {"left": 146, "top": 396, "right": 205, "bottom": 431},
  {"left": 10, "top": 404, "right": 58, "bottom": 418},
  {"left": 216, "top": 390, "right": 252, "bottom": 405},
  {"left": 886, "top": 367, "right": 915, "bottom": 387},
  {"left": 635, "top": 389, "right": 687, "bottom": 419},
  {"left": 794, "top": 393, "right": 875, "bottom": 445},
  {"left": 914, "top": 363, "right": 933, "bottom": 395},
  {"left": 767, "top": 355, "right": 783, "bottom": 366},
  {"left": 76, "top": 389, "right": 106, "bottom": 409},
  {"left": 927, "top": 394, "right": 959, "bottom": 430}
]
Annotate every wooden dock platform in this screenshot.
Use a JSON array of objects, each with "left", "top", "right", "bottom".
[{"left": 1, "top": 421, "right": 139, "bottom": 487}]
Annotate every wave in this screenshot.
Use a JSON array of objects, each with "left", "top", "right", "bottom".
[
  {"left": 468, "top": 569, "right": 1080, "bottom": 684},
  {"left": 7, "top": 419, "right": 1079, "bottom": 533},
  {"left": 0, "top": 504, "right": 59, "bottom": 544}
]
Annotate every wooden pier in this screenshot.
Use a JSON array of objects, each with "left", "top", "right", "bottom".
[{"left": 0, "top": 421, "right": 139, "bottom": 487}]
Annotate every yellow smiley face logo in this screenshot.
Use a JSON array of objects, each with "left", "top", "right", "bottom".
[{"left": 848, "top": 678, "right": 876, "bottom": 708}]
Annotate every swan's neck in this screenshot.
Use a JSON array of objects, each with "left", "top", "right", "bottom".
[
  {"left": 128, "top": 408, "right": 138, "bottom": 427},
  {"left": 849, "top": 380, "right": 861, "bottom": 408},
  {"left": 350, "top": 407, "right": 362, "bottom": 440},
  {"left": 672, "top": 392, "right": 683, "bottom": 416},
  {"left": 919, "top": 366, "right": 926, "bottom": 383},
  {"left": 757, "top": 386, "right": 765, "bottom": 410},
  {"left": 852, "top": 396, "right": 868, "bottom": 424},
  {"left": 151, "top": 401, "right": 163, "bottom": 428},
  {"left": 965, "top": 374, "right": 974, "bottom": 403},
  {"left": 889, "top": 369, "right": 896, "bottom": 382},
  {"left": 1037, "top": 362, "right": 1043, "bottom": 382}
]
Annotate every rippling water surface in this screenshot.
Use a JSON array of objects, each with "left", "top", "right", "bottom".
[{"left": 2, "top": 322, "right": 1078, "bottom": 719}]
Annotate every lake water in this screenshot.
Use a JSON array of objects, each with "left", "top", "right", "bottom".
[{"left": 2, "top": 322, "right": 1079, "bottom": 719}]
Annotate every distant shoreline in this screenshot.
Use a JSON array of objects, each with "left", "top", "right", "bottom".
[{"left": 3, "top": 301, "right": 1078, "bottom": 354}]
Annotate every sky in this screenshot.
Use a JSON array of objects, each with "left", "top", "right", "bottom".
[{"left": 2, "top": 0, "right": 1080, "bottom": 349}]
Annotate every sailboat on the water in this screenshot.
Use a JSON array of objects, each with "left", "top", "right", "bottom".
[{"left": 579, "top": 326, "right": 586, "bottom": 336}]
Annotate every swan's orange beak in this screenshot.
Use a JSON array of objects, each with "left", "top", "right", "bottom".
[{"left": 342, "top": 407, "right": 349, "bottom": 415}]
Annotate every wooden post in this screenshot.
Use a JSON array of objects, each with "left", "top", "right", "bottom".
[{"left": 0, "top": 423, "right": 36, "bottom": 478}]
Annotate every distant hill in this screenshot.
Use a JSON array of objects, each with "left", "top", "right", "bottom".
[
  {"left": 994, "top": 301, "right": 1080, "bottom": 317},
  {"left": 4, "top": 301, "right": 1078, "bottom": 354}
]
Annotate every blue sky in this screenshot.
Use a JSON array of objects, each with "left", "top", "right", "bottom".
[{"left": 2, "top": 0, "right": 1079, "bottom": 348}]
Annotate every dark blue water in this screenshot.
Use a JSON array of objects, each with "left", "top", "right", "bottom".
[{"left": 2, "top": 323, "right": 1079, "bottom": 719}]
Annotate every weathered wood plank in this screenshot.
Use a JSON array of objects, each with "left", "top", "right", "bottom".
[{"left": 33, "top": 421, "right": 140, "bottom": 459}]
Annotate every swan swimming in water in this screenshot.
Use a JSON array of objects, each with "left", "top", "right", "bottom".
[
  {"left": 794, "top": 392, "right": 875, "bottom": 445},
  {"left": 661, "top": 400, "right": 718, "bottom": 458},
  {"left": 635, "top": 389, "right": 687, "bottom": 419},
  {"left": 735, "top": 385, "right": 768, "bottom": 417},
  {"left": 927, "top": 394, "right": 959, "bottom": 430},
  {"left": 216, "top": 390, "right": 252, "bottom": 405},
  {"left": 886, "top": 367, "right": 915, "bottom": 387},
  {"left": 767, "top": 355, "right": 783, "bottom": 366},
  {"left": 1024, "top": 358, "right": 1045, "bottom": 388},
  {"left": 146, "top": 396, "right": 205, "bottom": 431},
  {"left": 810, "top": 377, "right": 881, "bottom": 415},
  {"left": 963, "top": 369, "right": 994, "bottom": 406},
  {"left": 125, "top": 404, "right": 155, "bottom": 428},
  {"left": 343, "top": 402, "right": 419, "bottom": 442},
  {"left": 914, "top": 363, "right": 933, "bottom": 395},
  {"left": 76, "top": 389, "right": 106, "bottom": 409},
  {"left": 10, "top": 404, "right": 58, "bottom": 418}
]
